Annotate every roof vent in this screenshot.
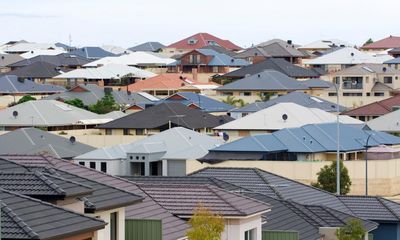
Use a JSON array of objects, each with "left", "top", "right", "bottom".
[
  {"left": 282, "top": 114, "right": 288, "bottom": 121},
  {"left": 383, "top": 67, "right": 387, "bottom": 72},
  {"left": 12, "top": 110, "right": 18, "bottom": 118},
  {"left": 69, "top": 136, "right": 76, "bottom": 144},
  {"left": 257, "top": 74, "right": 261, "bottom": 78},
  {"left": 287, "top": 40, "right": 292, "bottom": 45},
  {"left": 254, "top": 52, "right": 258, "bottom": 56},
  {"left": 30, "top": 51, "right": 34, "bottom": 54},
  {"left": 230, "top": 59, "right": 234, "bottom": 63},
  {"left": 1, "top": 56, "right": 4, "bottom": 60},
  {"left": 351, "top": 52, "right": 355, "bottom": 57}
]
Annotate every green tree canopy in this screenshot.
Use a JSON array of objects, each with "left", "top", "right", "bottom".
[
  {"left": 336, "top": 219, "right": 366, "bottom": 240},
  {"left": 63, "top": 98, "right": 86, "bottom": 109},
  {"left": 311, "top": 160, "right": 351, "bottom": 195},
  {"left": 363, "top": 38, "right": 374, "bottom": 46},
  {"left": 187, "top": 204, "right": 225, "bottom": 240},
  {"left": 88, "top": 93, "right": 119, "bottom": 114},
  {"left": 257, "top": 92, "right": 274, "bottom": 102},
  {"left": 17, "top": 95, "right": 36, "bottom": 104},
  {"left": 221, "top": 96, "right": 245, "bottom": 107}
]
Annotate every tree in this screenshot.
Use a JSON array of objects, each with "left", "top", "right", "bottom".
[
  {"left": 88, "top": 93, "right": 119, "bottom": 114},
  {"left": 363, "top": 38, "right": 374, "bottom": 46},
  {"left": 17, "top": 95, "right": 36, "bottom": 104},
  {"left": 221, "top": 96, "right": 245, "bottom": 107},
  {"left": 311, "top": 160, "right": 351, "bottom": 195},
  {"left": 187, "top": 204, "right": 225, "bottom": 240},
  {"left": 257, "top": 92, "right": 274, "bottom": 102},
  {"left": 336, "top": 219, "right": 366, "bottom": 240},
  {"left": 64, "top": 98, "right": 86, "bottom": 109}
]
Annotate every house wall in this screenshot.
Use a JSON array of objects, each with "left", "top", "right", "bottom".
[
  {"left": 186, "top": 158, "right": 400, "bottom": 196},
  {"left": 371, "top": 222, "right": 400, "bottom": 240},
  {"left": 216, "top": 91, "right": 295, "bottom": 104},
  {"left": 90, "top": 207, "right": 125, "bottom": 240},
  {"left": 74, "top": 159, "right": 126, "bottom": 175},
  {"left": 60, "top": 231, "right": 96, "bottom": 240},
  {"left": 221, "top": 214, "right": 263, "bottom": 240}
]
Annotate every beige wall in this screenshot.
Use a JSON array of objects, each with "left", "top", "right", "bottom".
[
  {"left": 90, "top": 207, "right": 125, "bottom": 240},
  {"left": 187, "top": 158, "right": 400, "bottom": 196},
  {"left": 221, "top": 214, "right": 264, "bottom": 240}
]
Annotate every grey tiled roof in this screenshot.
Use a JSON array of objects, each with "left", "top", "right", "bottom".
[
  {"left": 0, "top": 188, "right": 106, "bottom": 239},
  {"left": 8, "top": 53, "right": 91, "bottom": 68},
  {"left": 0, "top": 75, "right": 66, "bottom": 94},
  {"left": 0, "top": 54, "right": 24, "bottom": 67},
  {"left": 2, "top": 61, "right": 63, "bottom": 78},
  {"left": 129, "top": 42, "right": 166, "bottom": 52},
  {"left": 69, "top": 47, "right": 116, "bottom": 59}
]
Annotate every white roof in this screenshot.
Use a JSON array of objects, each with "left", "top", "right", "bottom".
[
  {"left": 367, "top": 110, "right": 400, "bottom": 132},
  {"left": 75, "top": 127, "right": 223, "bottom": 160},
  {"left": 84, "top": 51, "right": 175, "bottom": 67},
  {"left": 298, "top": 39, "right": 353, "bottom": 50},
  {"left": 101, "top": 45, "right": 132, "bottom": 55},
  {"left": 3, "top": 42, "right": 62, "bottom": 53},
  {"left": 137, "top": 92, "right": 159, "bottom": 101},
  {"left": 20, "top": 49, "right": 66, "bottom": 59},
  {"left": 304, "top": 47, "right": 393, "bottom": 65},
  {"left": 215, "top": 102, "right": 363, "bottom": 131},
  {"left": 0, "top": 100, "right": 121, "bottom": 127},
  {"left": 54, "top": 64, "right": 156, "bottom": 79}
]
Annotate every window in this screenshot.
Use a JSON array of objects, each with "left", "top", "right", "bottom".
[
  {"left": 334, "top": 76, "right": 340, "bottom": 84},
  {"left": 342, "top": 77, "right": 363, "bottom": 89},
  {"left": 110, "top": 212, "right": 118, "bottom": 240},
  {"left": 359, "top": 116, "right": 366, "bottom": 121},
  {"left": 244, "top": 228, "right": 256, "bottom": 240},
  {"left": 328, "top": 92, "right": 337, "bottom": 96},
  {"left": 374, "top": 92, "right": 385, "bottom": 96},
  {"left": 89, "top": 162, "right": 96, "bottom": 169},
  {"left": 105, "top": 129, "right": 112, "bottom": 135},
  {"left": 189, "top": 54, "right": 201, "bottom": 64},
  {"left": 212, "top": 66, "right": 219, "bottom": 73},
  {"left": 100, "top": 162, "right": 107, "bottom": 173},
  {"left": 384, "top": 76, "right": 393, "bottom": 84},
  {"left": 79, "top": 162, "right": 85, "bottom": 166},
  {"left": 222, "top": 92, "right": 233, "bottom": 96},
  {"left": 343, "top": 92, "right": 362, "bottom": 96},
  {"left": 366, "top": 92, "right": 371, "bottom": 96},
  {"left": 187, "top": 38, "right": 197, "bottom": 45},
  {"left": 123, "top": 129, "right": 130, "bottom": 135},
  {"left": 240, "top": 92, "right": 251, "bottom": 96},
  {"left": 135, "top": 129, "right": 144, "bottom": 135}
]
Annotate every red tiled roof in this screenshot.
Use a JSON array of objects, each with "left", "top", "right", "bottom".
[
  {"left": 167, "top": 32, "right": 242, "bottom": 51},
  {"left": 361, "top": 36, "right": 400, "bottom": 50},
  {"left": 342, "top": 94, "right": 400, "bottom": 116},
  {"left": 127, "top": 73, "right": 218, "bottom": 92}
]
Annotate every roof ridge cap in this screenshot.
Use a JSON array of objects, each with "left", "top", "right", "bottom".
[
  {"left": 253, "top": 169, "right": 283, "bottom": 199},
  {"left": 206, "top": 184, "right": 247, "bottom": 216},
  {"left": 34, "top": 171, "right": 66, "bottom": 195},
  {"left": 283, "top": 201, "right": 321, "bottom": 227},
  {"left": 376, "top": 197, "right": 400, "bottom": 220}
]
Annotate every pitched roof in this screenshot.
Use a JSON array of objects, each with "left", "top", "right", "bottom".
[
  {"left": 342, "top": 94, "right": 400, "bottom": 116},
  {"left": 0, "top": 100, "right": 121, "bottom": 127},
  {"left": 200, "top": 45, "right": 237, "bottom": 57},
  {"left": 161, "top": 92, "right": 234, "bottom": 113},
  {"left": 208, "top": 123, "right": 400, "bottom": 157},
  {"left": 301, "top": 79, "right": 334, "bottom": 89},
  {"left": 69, "top": 47, "right": 116, "bottom": 59},
  {"left": 217, "top": 70, "right": 309, "bottom": 91},
  {"left": 167, "top": 32, "right": 242, "bottom": 51},
  {"left": 45, "top": 83, "right": 156, "bottom": 106},
  {"left": 3, "top": 42, "right": 60, "bottom": 53},
  {"left": 53, "top": 63, "right": 156, "bottom": 79},
  {"left": 332, "top": 63, "right": 400, "bottom": 75},
  {"left": 2, "top": 61, "right": 64, "bottom": 78},
  {"left": 235, "top": 41, "right": 306, "bottom": 59},
  {"left": 0, "top": 75, "right": 66, "bottom": 94},
  {"left": 20, "top": 49, "right": 66, "bottom": 59},
  {"left": 97, "top": 102, "right": 233, "bottom": 130},
  {"left": 129, "top": 42, "right": 166, "bottom": 52},
  {"left": 75, "top": 127, "right": 223, "bottom": 161},
  {"left": 172, "top": 49, "right": 248, "bottom": 66},
  {"left": 304, "top": 47, "right": 393, "bottom": 65},
  {"left": 0, "top": 128, "right": 95, "bottom": 159},
  {"left": 298, "top": 39, "right": 354, "bottom": 50},
  {"left": 0, "top": 188, "right": 106, "bottom": 239},
  {"left": 361, "top": 36, "right": 400, "bottom": 50},
  {"left": 0, "top": 54, "right": 24, "bottom": 67},
  {"left": 222, "top": 58, "right": 322, "bottom": 79},
  {"left": 0, "top": 154, "right": 188, "bottom": 240},
  {"left": 138, "top": 183, "right": 270, "bottom": 217},
  {"left": 385, "top": 57, "right": 400, "bottom": 64},
  {"left": 215, "top": 103, "right": 361, "bottom": 131},
  {"left": 84, "top": 51, "right": 176, "bottom": 67},
  {"left": 8, "top": 53, "right": 92, "bottom": 68},
  {"left": 229, "top": 92, "right": 346, "bottom": 113},
  {"left": 367, "top": 109, "right": 400, "bottom": 132}
]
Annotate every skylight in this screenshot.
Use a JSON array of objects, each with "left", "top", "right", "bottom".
[
  {"left": 362, "top": 66, "right": 375, "bottom": 73},
  {"left": 310, "top": 97, "right": 323, "bottom": 103}
]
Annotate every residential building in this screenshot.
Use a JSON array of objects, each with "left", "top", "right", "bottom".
[
  {"left": 367, "top": 109, "right": 400, "bottom": 133},
  {"left": 0, "top": 53, "right": 24, "bottom": 72},
  {"left": 97, "top": 102, "right": 233, "bottom": 135},
  {"left": 385, "top": 57, "right": 400, "bottom": 70},
  {"left": 229, "top": 92, "right": 347, "bottom": 119},
  {"left": 341, "top": 93, "right": 400, "bottom": 121},
  {"left": 3, "top": 42, "right": 62, "bottom": 54},
  {"left": 388, "top": 48, "right": 400, "bottom": 58},
  {"left": 1, "top": 61, "right": 64, "bottom": 83},
  {"left": 163, "top": 32, "right": 242, "bottom": 56},
  {"left": 74, "top": 127, "right": 223, "bottom": 176},
  {"left": 215, "top": 103, "right": 362, "bottom": 137},
  {"left": 298, "top": 39, "right": 354, "bottom": 52},
  {"left": 0, "top": 127, "right": 95, "bottom": 159},
  {"left": 361, "top": 35, "right": 400, "bottom": 52},
  {"left": 69, "top": 46, "right": 117, "bottom": 59},
  {"left": 0, "top": 100, "right": 124, "bottom": 131},
  {"left": 0, "top": 75, "right": 65, "bottom": 96},
  {"left": 19, "top": 48, "right": 66, "bottom": 59},
  {"left": 128, "top": 42, "right": 166, "bottom": 52}
]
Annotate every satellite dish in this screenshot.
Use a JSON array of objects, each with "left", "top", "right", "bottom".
[
  {"left": 12, "top": 111, "right": 18, "bottom": 118},
  {"left": 222, "top": 132, "right": 229, "bottom": 142},
  {"left": 383, "top": 67, "right": 387, "bottom": 72},
  {"left": 69, "top": 136, "right": 76, "bottom": 144},
  {"left": 350, "top": 52, "right": 355, "bottom": 57},
  {"left": 282, "top": 114, "right": 288, "bottom": 121}
]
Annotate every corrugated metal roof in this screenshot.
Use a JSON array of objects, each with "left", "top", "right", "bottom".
[{"left": 0, "top": 75, "right": 66, "bottom": 94}]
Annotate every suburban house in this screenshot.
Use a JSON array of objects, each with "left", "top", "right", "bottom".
[
  {"left": 0, "top": 53, "right": 24, "bottom": 72},
  {"left": 167, "top": 48, "right": 249, "bottom": 81},
  {"left": 235, "top": 39, "right": 307, "bottom": 64},
  {"left": 126, "top": 73, "right": 220, "bottom": 97},
  {"left": 361, "top": 35, "right": 400, "bottom": 52},
  {"left": 215, "top": 70, "right": 310, "bottom": 103},
  {"left": 0, "top": 100, "right": 125, "bottom": 131},
  {"left": 69, "top": 46, "right": 117, "bottom": 59},
  {"left": 0, "top": 127, "right": 95, "bottom": 159},
  {"left": 341, "top": 94, "right": 400, "bottom": 121},
  {"left": 19, "top": 48, "right": 66, "bottom": 58},
  {"left": 214, "top": 102, "right": 362, "bottom": 137},
  {"left": 74, "top": 127, "right": 223, "bottom": 176},
  {"left": 218, "top": 58, "right": 323, "bottom": 83},
  {"left": 228, "top": 92, "right": 347, "bottom": 119},
  {"left": 304, "top": 47, "right": 393, "bottom": 72},
  {"left": 1, "top": 61, "right": 64, "bottom": 83},
  {"left": 8, "top": 53, "right": 92, "bottom": 71},
  {"left": 2, "top": 42, "right": 62, "bottom": 54},
  {"left": 53, "top": 64, "right": 156, "bottom": 86},
  {"left": 45, "top": 83, "right": 157, "bottom": 108},
  {"left": 200, "top": 45, "right": 237, "bottom": 57},
  {"left": 367, "top": 109, "right": 400, "bottom": 133},
  {"left": 389, "top": 48, "right": 400, "bottom": 58},
  {"left": 190, "top": 167, "right": 400, "bottom": 239},
  {"left": 385, "top": 57, "right": 400, "bottom": 70},
  {"left": 160, "top": 92, "right": 234, "bottom": 114},
  {"left": 163, "top": 32, "right": 242, "bottom": 56},
  {"left": 322, "top": 63, "right": 400, "bottom": 108},
  {"left": 0, "top": 155, "right": 144, "bottom": 240},
  {"left": 128, "top": 42, "right": 166, "bottom": 52},
  {"left": 96, "top": 102, "right": 233, "bottom": 135},
  {"left": 298, "top": 39, "right": 353, "bottom": 53}
]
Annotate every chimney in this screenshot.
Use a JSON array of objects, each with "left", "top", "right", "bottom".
[{"left": 192, "top": 68, "right": 198, "bottom": 82}]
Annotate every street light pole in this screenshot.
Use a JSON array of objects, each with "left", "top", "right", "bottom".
[
  {"left": 334, "top": 82, "right": 340, "bottom": 195},
  {"left": 365, "top": 133, "right": 374, "bottom": 196}
]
